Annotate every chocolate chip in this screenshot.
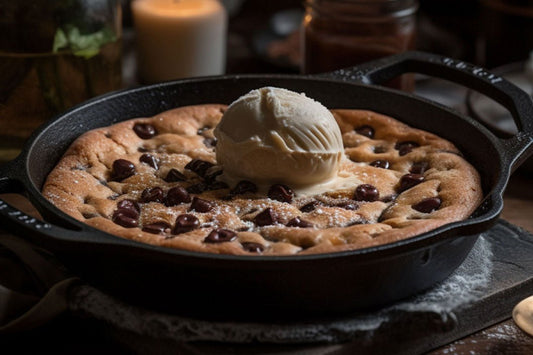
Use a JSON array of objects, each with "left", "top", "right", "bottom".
[
  {"left": 185, "top": 159, "right": 214, "bottom": 177},
  {"left": 112, "top": 212, "right": 138, "bottom": 228},
  {"left": 346, "top": 219, "right": 369, "bottom": 227},
  {"left": 395, "top": 141, "right": 419, "bottom": 156},
  {"left": 410, "top": 161, "right": 429, "bottom": 175},
  {"left": 142, "top": 221, "right": 171, "bottom": 235},
  {"left": 139, "top": 153, "right": 159, "bottom": 169},
  {"left": 116, "top": 199, "right": 140, "bottom": 219},
  {"left": 203, "top": 137, "right": 217, "bottom": 148},
  {"left": 117, "top": 199, "right": 140, "bottom": 211},
  {"left": 335, "top": 201, "right": 359, "bottom": 210},
  {"left": 373, "top": 146, "right": 387, "bottom": 154},
  {"left": 186, "top": 182, "right": 207, "bottom": 194},
  {"left": 254, "top": 208, "right": 278, "bottom": 226},
  {"left": 189, "top": 196, "right": 213, "bottom": 213},
  {"left": 111, "top": 159, "right": 135, "bottom": 181},
  {"left": 140, "top": 187, "right": 164, "bottom": 203},
  {"left": 286, "top": 217, "right": 313, "bottom": 228},
  {"left": 354, "top": 184, "right": 379, "bottom": 202},
  {"left": 173, "top": 214, "right": 200, "bottom": 234},
  {"left": 355, "top": 125, "right": 375, "bottom": 138},
  {"left": 300, "top": 201, "right": 319, "bottom": 212},
  {"left": 370, "top": 160, "right": 390, "bottom": 169},
  {"left": 133, "top": 123, "right": 157, "bottom": 139},
  {"left": 398, "top": 173, "right": 424, "bottom": 193},
  {"left": 207, "top": 181, "right": 229, "bottom": 191},
  {"left": 380, "top": 194, "right": 397, "bottom": 203},
  {"left": 268, "top": 184, "right": 294, "bottom": 203},
  {"left": 112, "top": 208, "right": 135, "bottom": 222},
  {"left": 413, "top": 197, "right": 442, "bottom": 213},
  {"left": 137, "top": 146, "right": 149, "bottom": 153},
  {"left": 230, "top": 180, "right": 258, "bottom": 195},
  {"left": 204, "top": 168, "right": 223, "bottom": 183},
  {"left": 204, "top": 229, "right": 237, "bottom": 243},
  {"left": 165, "top": 186, "right": 191, "bottom": 206},
  {"left": 242, "top": 242, "right": 264, "bottom": 253},
  {"left": 164, "top": 168, "right": 187, "bottom": 182}
]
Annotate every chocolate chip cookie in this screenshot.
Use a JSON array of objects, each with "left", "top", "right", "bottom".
[{"left": 42, "top": 104, "right": 483, "bottom": 255}]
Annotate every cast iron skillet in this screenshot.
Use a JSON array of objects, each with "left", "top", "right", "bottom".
[{"left": 0, "top": 52, "right": 532, "bottom": 321}]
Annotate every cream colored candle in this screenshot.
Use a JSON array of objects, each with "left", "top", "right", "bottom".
[{"left": 132, "top": 0, "right": 227, "bottom": 83}]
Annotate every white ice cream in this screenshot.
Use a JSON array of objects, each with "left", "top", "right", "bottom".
[{"left": 214, "top": 87, "right": 345, "bottom": 192}]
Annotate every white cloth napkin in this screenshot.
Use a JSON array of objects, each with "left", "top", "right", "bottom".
[
  {"left": 0, "top": 231, "right": 492, "bottom": 342},
  {"left": 67, "top": 236, "right": 493, "bottom": 344}
]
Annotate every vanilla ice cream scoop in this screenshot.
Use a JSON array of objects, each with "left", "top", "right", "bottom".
[{"left": 214, "top": 87, "right": 344, "bottom": 189}]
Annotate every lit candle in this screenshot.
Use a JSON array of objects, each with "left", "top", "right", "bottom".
[{"left": 132, "top": 0, "right": 227, "bottom": 83}]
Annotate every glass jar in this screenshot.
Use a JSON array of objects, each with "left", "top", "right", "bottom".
[
  {"left": 302, "top": 0, "right": 418, "bottom": 89},
  {"left": 0, "top": 0, "right": 122, "bottom": 164}
]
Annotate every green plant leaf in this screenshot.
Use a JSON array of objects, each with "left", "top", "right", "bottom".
[
  {"left": 52, "top": 25, "right": 117, "bottom": 59},
  {"left": 72, "top": 48, "right": 101, "bottom": 58},
  {"left": 52, "top": 28, "right": 68, "bottom": 53}
]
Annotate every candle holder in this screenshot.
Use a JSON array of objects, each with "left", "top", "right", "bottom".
[{"left": 132, "top": 0, "right": 227, "bottom": 84}]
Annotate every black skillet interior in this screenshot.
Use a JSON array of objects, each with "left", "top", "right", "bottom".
[{"left": 1, "top": 52, "right": 532, "bottom": 320}]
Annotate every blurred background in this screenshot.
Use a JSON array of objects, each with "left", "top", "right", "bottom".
[
  {"left": 1, "top": 0, "right": 533, "bottom": 162},
  {"left": 120, "top": 0, "right": 533, "bottom": 77}
]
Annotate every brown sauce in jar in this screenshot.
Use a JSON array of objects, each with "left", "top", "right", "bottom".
[{"left": 302, "top": 0, "right": 418, "bottom": 90}]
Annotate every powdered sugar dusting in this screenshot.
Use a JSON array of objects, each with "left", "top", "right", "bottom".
[{"left": 68, "top": 236, "right": 493, "bottom": 345}]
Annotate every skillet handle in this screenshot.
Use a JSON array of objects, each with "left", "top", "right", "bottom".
[
  {"left": 0, "top": 156, "right": 26, "bottom": 194},
  {"left": 0, "top": 197, "right": 111, "bottom": 254},
  {"left": 0, "top": 193, "right": 132, "bottom": 254},
  {"left": 0, "top": 158, "right": 130, "bottom": 253},
  {"left": 322, "top": 51, "right": 533, "bottom": 173}
]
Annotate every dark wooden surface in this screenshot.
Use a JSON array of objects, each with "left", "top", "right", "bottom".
[{"left": 427, "top": 173, "right": 533, "bottom": 355}]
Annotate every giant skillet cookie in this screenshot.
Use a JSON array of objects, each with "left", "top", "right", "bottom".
[{"left": 43, "top": 88, "right": 482, "bottom": 255}]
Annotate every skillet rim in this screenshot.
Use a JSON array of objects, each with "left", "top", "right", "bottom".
[{"left": 16, "top": 73, "right": 507, "bottom": 262}]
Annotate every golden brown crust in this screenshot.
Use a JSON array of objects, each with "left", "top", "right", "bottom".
[{"left": 42, "top": 105, "right": 483, "bottom": 255}]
